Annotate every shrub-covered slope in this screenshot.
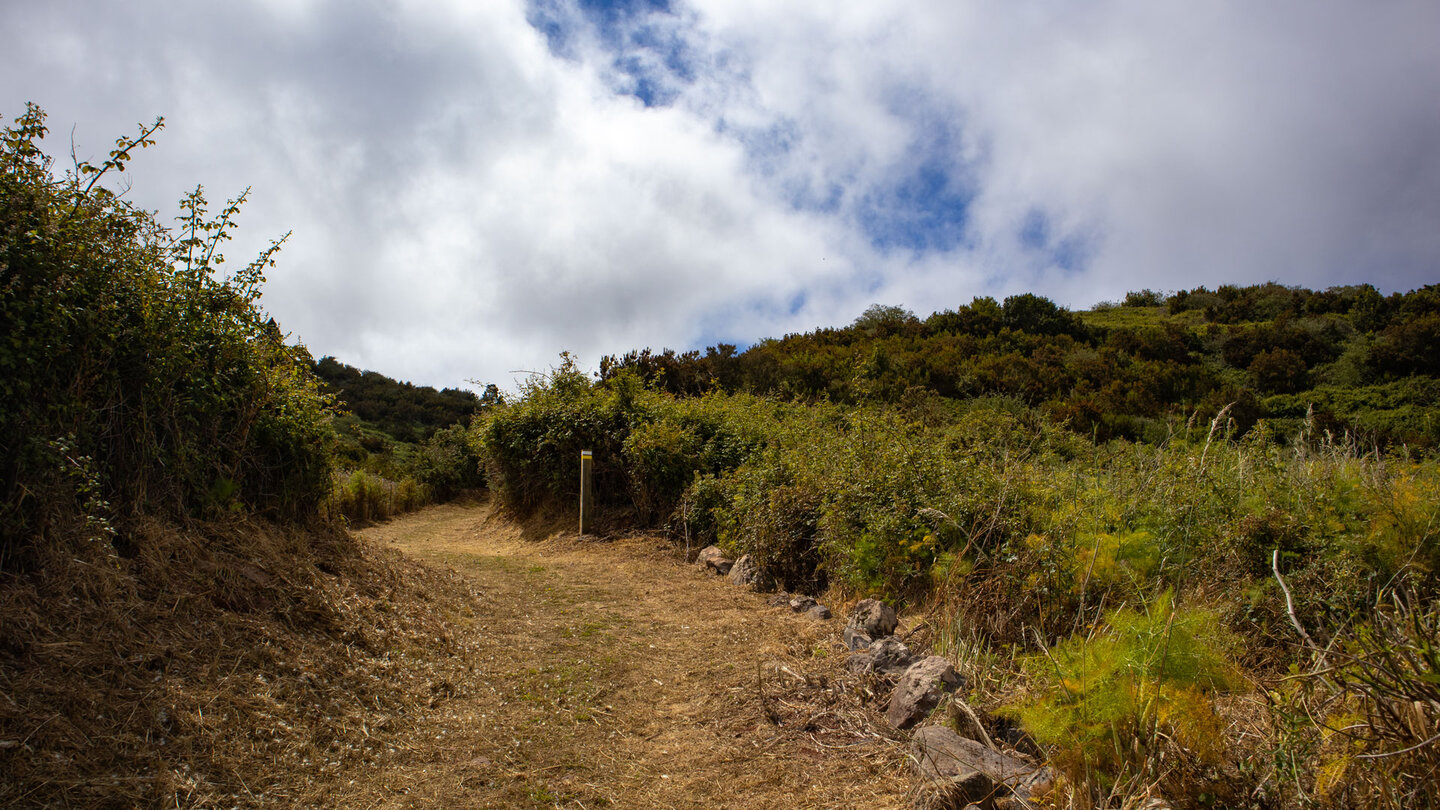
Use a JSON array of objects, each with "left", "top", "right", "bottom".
[
  {"left": 313, "top": 359, "right": 490, "bottom": 524},
  {"left": 0, "top": 104, "right": 332, "bottom": 569},
  {"left": 312, "top": 355, "right": 491, "bottom": 444},
  {"left": 601, "top": 284, "right": 1440, "bottom": 448},
  {"left": 481, "top": 313, "right": 1440, "bottom": 807},
  {"left": 0, "top": 105, "right": 480, "bottom": 808}
]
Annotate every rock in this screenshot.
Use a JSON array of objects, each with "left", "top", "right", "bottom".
[
  {"left": 847, "top": 636, "right": 914, "bottom": 677},
  {"left": 945, "top": 697, "right": 989, "bottom": 745},
  {"left": 843, "top": 626, "right": 873, "bottom": 650},
  {"left": 909, "top": 726, "right": 1054, "bottom": 804},
  {"left": 727, "top": 554, "right": 774, "bottom": 591},
  {"left": 887, "top": 656, "right": 963, "bottom": 729},
  {"left": 765, "top": 592, "right": 791, "bottom": 608},
  {"left": 807, "top": 604, "right": 832, "bottom": 620},
  {"left": 911, "top": 768, "right": 994, "bottom": 810},
  {"left": 848, "top": 598, "right": 899, "bottom": 639},
  {"left": 696, "top": 545, "right": 733, "bottom": 575},
  {"left": 788, "top": 595, "right": 818, "bottom": 613}
]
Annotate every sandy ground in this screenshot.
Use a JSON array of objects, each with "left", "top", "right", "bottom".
[{"left": 329, "top": 501, "right": 913, "bottom": 809}]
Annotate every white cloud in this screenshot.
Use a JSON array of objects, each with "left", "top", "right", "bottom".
[{"left": 3, "top": 0, "right": 1436, "bottom": 391}]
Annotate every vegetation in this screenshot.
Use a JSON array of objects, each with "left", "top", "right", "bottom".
[
  {"left": 0, "top": 105, "right": 492, "bottom": 809},
  {"left": 316, "top": 358, "right": 489, "bottom": 523},
  {"left": 313, "top": 355, "right": 493, "bottom": 443},
  {"left": 6, "top": 97, "right": 1435, "bottom": 807},
  {"left": 599, "top": 282, "right": 1440, "bottom": 448},
  {"left": 478, "top": 283, "right": 1440, "bottom": 807},
  {"left": 0, "top": 103, "right": 334, "bottom": 569}
]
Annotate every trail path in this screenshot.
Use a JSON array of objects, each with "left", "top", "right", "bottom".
[{"left": 332, "top": 501, "right": 911, "bottom": 809}]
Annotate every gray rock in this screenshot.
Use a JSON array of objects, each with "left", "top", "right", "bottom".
[
  {"left": 847, "top": 636, "right": 915, "bottom": 677},
  {"left": 788, "top": 595, "right": 818, "bottom": 612},
  {"left": 695, "top": 545, "right": 733, "bottom": 575},
  {"left": 887, "top": 656, "right": 963, "bottom": 729},
  {"left": 843, "top": 626, "right": 874, "bottom": 650},
  {"left": 848, "top": 598, "right": 899, "bottom": 639},
  {"left": 945, "top": 698, "right": 990, "bottom": 746},
  {"left": 727, "top": 554, "right": 774, "bottom": 591},
  {"left": 807, "top": 604, "right": 832, "bottom": 620},
  {"left": 911, "top": 768, "right": 994, "bottom": 810},
  {"left": 909, "top": 726, "right": 1054, "bottom": 804}
]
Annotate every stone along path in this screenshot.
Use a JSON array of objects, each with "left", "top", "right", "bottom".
[{"left": 329, "top": 501, "right": 912, "bottom": 809}]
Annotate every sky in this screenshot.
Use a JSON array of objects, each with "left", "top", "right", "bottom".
[{"left": 4, "top": 0, "right": 1438, "bottom": 392}]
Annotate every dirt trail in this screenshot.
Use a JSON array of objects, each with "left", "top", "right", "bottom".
[{"left": 330, "top": 501, "right": 911, "bottom": 809}]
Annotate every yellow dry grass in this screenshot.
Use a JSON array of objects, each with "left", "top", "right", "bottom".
[
  {"left": 327, "top": 500, "right": 914, "bottom": 809},
  {"left": 1, "top": 499, "right": 914, "bottom": 808}
]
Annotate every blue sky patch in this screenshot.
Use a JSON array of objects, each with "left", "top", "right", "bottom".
[
  {"left": 1017, "top": 208, "right": 1096, "bottom": 273},
  {"left": 527, "top": 0, "right": 696, "bottom": 108},
  {"left": 851, "top": 99, "right": 980, "bottom": 254},
  {"left": 1019, "top": 209, "right": 1050, "bottom": 251},
  {"left": 857, "top": 156, "right": 976, "bottom": 254}
]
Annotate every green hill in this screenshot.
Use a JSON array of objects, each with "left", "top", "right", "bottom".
[{"left": 600, "top": 283, "right": 1440, "bottom": 448}]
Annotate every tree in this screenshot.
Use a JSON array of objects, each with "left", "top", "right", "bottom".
[
  {"left": 1248, "top": 348, "right": 1308, "bottom": 394},
  {"left": 853, "top": 303, "right": 917, "bottom": 337},
  {"left": 1002, "top": 293, "right": 1087, "bottom": 338}
]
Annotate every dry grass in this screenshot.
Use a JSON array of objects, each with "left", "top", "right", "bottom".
[
  {"left": 334, "top": 500, "right": 914, "bottom": 809},
  {"left": 0, "top": 513, "right": 483, "bottom": 808},
  {"left": 1, "top": 500, "right": 916, "bottom": 808}
]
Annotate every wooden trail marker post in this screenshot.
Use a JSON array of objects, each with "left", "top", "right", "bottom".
[{"left": 579, "top": 449, "right": 593, "bottom": 535}]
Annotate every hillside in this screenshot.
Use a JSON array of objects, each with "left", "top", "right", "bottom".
[
  {"left": 313, "top": 356, "right": 492, "bottom": 445},
  {"left": 601, "top": 284, "right": 1440, "bottom": 448},
  {"left": 309, "top": 359, "right": 491, "bottom": 524},
  {"left": 480, "top": 306, "right": 1440, "bottom": 807}
]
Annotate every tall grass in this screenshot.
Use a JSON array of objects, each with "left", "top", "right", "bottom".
[
  {"left": 475, "top": 361, "right": 1439, "bottom": 807},
  {"left": 326, "top": 470, "right": 433, "bottom": 525}
]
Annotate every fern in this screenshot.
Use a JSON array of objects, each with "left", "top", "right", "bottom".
[{"left": 1008, "top": 591, "right": 1243, "bottom": 788}]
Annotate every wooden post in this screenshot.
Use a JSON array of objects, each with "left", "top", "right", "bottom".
[{"left": 579, "top": 449, "right": 593, "bottom": 535}]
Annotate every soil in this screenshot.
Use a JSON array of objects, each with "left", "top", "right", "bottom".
[{"left": 322, "top": 500, "right": 913, "bottom": 809}]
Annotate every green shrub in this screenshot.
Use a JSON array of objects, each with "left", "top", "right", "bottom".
[
  {"left": 329, "top": 469, "right": 433, "bottom": 524},
  {"left": 1007, "top": 592, "right": 1242, "bottom": 792},
  {"left": 1, "top": 104, "right": 335, "bottom": 568},
  {"left": 412, "top": 423, "right": 485, "bottom": 500},
  {"left": 477, "top": 355, "right": 643, "bottom": 512}
]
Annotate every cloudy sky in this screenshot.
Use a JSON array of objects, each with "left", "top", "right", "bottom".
[{"left": 4, "top": 0, "right": 1437, "bottom": 391}]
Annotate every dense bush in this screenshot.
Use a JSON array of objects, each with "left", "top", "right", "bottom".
[
  {"left": 1007, "top": 593, "right": 1243, "bottom": 794},
  {"left": 594, "top": 283, "right": 1440, "bottom": 448},
  {"left": 327, "top": 469, "right": 431, "bottom": 524},
  {"left": 412, "top": 423, "right": 486, "bottom": 499},
  {"left": 477, "top": 357, "right": 774, "bottom": 523},
  {"left": 0, "top": 105, "right": 335, "bottom": 568},
  {"left": 477, "top": 354, "right": 641, "bottom": 512},
  {"left": 481, "top": 354, "right": 1440, "bottom": 804}
]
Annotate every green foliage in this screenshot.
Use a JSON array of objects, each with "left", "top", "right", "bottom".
[
  {"left": 328, "top": 469, "right": 431, "bottom": 524},
  {"left": 852, "top": 303, "right": 919, "bottom": 337},
  {"left": 1123, "top": 289, "right": 1165, "bottom": 307},
  {"left": 482, "top": 283, "right": 1440, "bottom": 806},
  {"left": 1002, "top": 292, "right": 1089, "bottom": 338},
  {"left": 1, "top": 104, "right": 335, "bottom": 567},
  {"left": 313, "top": 355, "right": 485, "bottom": 443},
  {"left": 412, "top": 423, "right": 486, "bottom": 499},
  {"left": 477, "top": 355, "right": 645, "bottom": 512},
  {"left": 1008, "top": 593, "right": 1242, "bottom": 789},
  {"left": 596, "top": 282, "right": 1440, "bottom": 447}
]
